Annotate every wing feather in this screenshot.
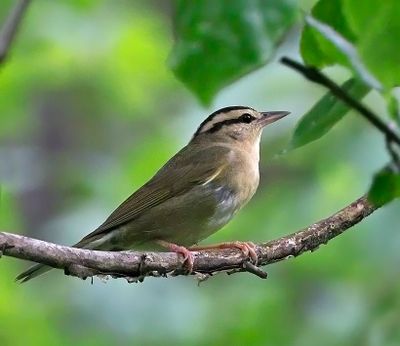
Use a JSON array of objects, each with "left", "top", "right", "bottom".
[{"left": 80, "top": 144, "right": 231, "bottom": 242}]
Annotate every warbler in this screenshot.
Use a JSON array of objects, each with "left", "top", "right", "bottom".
[{"left": 17, "top": 106, "right": 289, "bottom": 282}]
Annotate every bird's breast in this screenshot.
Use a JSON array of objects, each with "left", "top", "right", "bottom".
[
  {"left": 228, "top": 147, "right": 260, "bottom": 205},
  {"left": 204, "top": 168, "right": 258, "bottom": 231}
]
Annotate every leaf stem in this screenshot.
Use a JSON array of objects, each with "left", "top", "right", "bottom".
[
  {"left": 385, "top": 137, "right": 400, "bottom": 172},
  {"left": 281, "top": 57, "right": 400, "bottom": 147}
]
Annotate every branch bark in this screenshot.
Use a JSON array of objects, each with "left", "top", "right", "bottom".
[
  {"left": 0, "top": 0, "right": 31, "bottom": 64},
  {"left": 0, "top": 195, "right": 377, "bottom": 283}
]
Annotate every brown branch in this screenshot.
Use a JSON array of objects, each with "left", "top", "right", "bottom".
[
  {"left": 0, "top": 0, "right": 31, "bottom": 64},
  {"left": 0, "top": 195, "right": 377, "bottom": 283}
]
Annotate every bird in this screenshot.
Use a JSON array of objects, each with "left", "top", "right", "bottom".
[{"left": 16, "top": 106, "right": 289, "bottom": 282}]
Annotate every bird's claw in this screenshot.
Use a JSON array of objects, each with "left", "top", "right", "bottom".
[
  {"left": 156, "top": 240, "right": 194, "bottom": 273},
  {"left": 230, "top": 241, "right": 258, "bottom": 265},
  {"left": 173, "top": 245, "right": 194, "bottom": 273},
  {"left": 189, "top": 241, "right": 259, "bottom": 265}
]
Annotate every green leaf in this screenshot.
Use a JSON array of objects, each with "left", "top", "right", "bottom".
[
  {"left": 384, "top": 92, "right": 400, "bottom": 126},
  {"left": 355, "top": 1, "right": 400, "bottom": 90},
  {"left": 289, "top": 78, "right": 369, "bottom": 149},
  {"left": 169, "top": 0, "right": 297, "bottom": 105},
  {"left": 301, "top": 0, "right": 400, "bottom": 91},
  {"left": 304, "top": 15, "right": 381, "bottom": 90},
  {"left": 368, "top": 169, "right": 400, "bottom": 206},
  {"left": 300, "top": 0, "right": 356, "bottom": 69},
  {"left": 342, "top": 0, "right": 378, "bottom": 36}
]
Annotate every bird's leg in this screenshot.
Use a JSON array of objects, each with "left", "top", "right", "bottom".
[
  {"left": 189, "top": 241, "right": 258, "bottom": 265},
  {"left": 155, "top": 240, "right": 194, "bottom": 273}
]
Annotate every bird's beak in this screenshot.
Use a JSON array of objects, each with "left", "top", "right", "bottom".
[{"left": 259, "top": 111, "right": 290, "bottom": 127}]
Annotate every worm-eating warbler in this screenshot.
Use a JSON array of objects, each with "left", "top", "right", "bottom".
[{"left": 17, "top": 106, "right": 289, "bottom": 282}]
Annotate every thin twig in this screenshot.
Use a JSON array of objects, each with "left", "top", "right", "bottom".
[
  {"left": 242, "top": 261, "right": 268, "bottom": 279},
  {"left": 280, "top": 57, "right": 400, "bottom": 147},
  {"left": 386, "top": 136, "right": 400, "bottom": 172},
  {"left": 0, "top": 194, "right": 377, "bottom": 283},
  {"left": 0, "top": 0, "right": 31, "bottom": 64}
]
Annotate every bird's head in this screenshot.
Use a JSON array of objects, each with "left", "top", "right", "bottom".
[{"left": 192, "top": 106, "right": 290, "bottom": 145}]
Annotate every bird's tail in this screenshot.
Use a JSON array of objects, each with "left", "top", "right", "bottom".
[
  {"left": 15, "top": 263, "right": 52, "bottom": 283},
  {"left": 15, "top": 237, "right": 95, "bottom": 283}
]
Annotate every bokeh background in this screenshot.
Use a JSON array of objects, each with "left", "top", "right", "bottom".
[{"left": 1, "top": 1, "right": 400, "bottom": 345}]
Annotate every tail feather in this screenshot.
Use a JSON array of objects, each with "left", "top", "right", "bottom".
[
  {"left": 15, "top": 263, "right": 52, "bottom": 283},
  {"left": 15, "top": 238, "right": 96, "bottom": 283}
]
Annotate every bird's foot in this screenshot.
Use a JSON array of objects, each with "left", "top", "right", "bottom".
[
  {"left": 189, "top": 241, "right": 258, "bottom": 265},
  {"left": 156, "top": 240, "right": 194, "bottom": 273}
]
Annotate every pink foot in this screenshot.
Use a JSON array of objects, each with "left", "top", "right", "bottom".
[
  {"left": 156, "top": 240, "right": 194, "bottom": 273},
  {"left": 230, "top": 241, "right": 258, "bottom": 265},
  {"left": 189, "top": 241, "right": 258, "bottom": 265}
]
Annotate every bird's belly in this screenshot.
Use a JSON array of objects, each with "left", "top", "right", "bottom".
[
  {"left": 202, "top": 186, "right": 238, "bottom": 235},
  {"left": 103, "top": 184, "right": 240, "bottom": 250},
  {"left": 160, "top": 184, "right": 240, "bottom": 246}
]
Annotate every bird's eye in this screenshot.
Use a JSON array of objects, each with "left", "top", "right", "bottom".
[{"left": 240, "top": 113, "right": 254, "bottom": 123}]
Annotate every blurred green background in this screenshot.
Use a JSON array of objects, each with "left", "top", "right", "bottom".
[{"left": 1, "top": 1, "right": 400, "bottom": 345}]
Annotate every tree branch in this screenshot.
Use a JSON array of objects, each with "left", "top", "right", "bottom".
[
  {"left": 0, "top": 0, "right": 31, "bottom": 64},
  {"left": 0, "top": 195, "right": 377, "bottom": 283},
  {"left": 280, "top": 57, "right": 400, "bottom": 147}
]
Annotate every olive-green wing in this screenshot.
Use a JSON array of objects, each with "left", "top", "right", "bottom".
[{"left": 79, "top": 144, "right": 231, "bottom": 242}]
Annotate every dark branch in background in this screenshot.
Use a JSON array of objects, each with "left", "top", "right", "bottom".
[
  {"left": 281, "top": 57, "right": 400, "bottom": 147},
  {"left": 0, "top": 195, "right": 377, "bottom": 283},
  {"left": 386, "top": 137, "right": 400, "bottom": 172},
  {"left": 0, "top": 0, "right": 31, "bottom": 64}
]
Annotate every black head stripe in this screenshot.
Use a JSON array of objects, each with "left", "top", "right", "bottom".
[
  {"left": 205, "top": 113, "right": 255, "bottom": 134},
  {"left": 194, "top": 106, "right": 254, "bottom": 137},
  {"left": 206, "top": 118, "right": 241, "bottom": 134}
]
